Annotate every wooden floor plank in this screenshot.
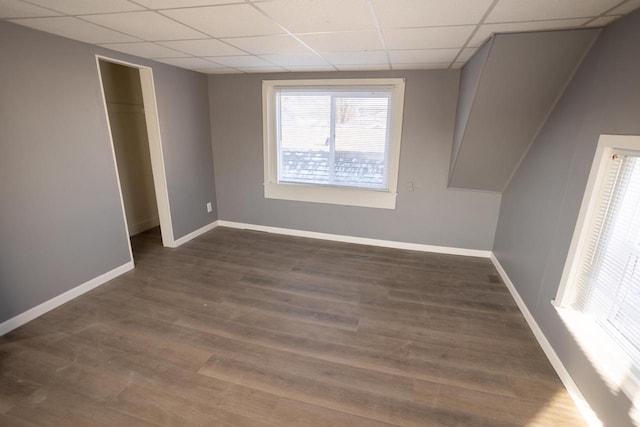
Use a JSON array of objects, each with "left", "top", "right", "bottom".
[
  {"left": 269, "top": 396, "right": 401, "bottom": 427},
  {"left": 0, "top": 227, "right": 585, "bottom": 426}
]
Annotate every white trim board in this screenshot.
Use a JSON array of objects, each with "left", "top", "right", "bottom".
[
  {"left": 96, "top": 57, "right": 135, "bottom": 263},
  {"left": 0, "top": 261, "right": 134, "bottom": 337},
  {"left": 0, "top": 220, "right": 483, "bottom": 336},
  {"left": 489, "top": 254, "right": 602, "bottom": 427},
  {"left": 172, "top": 220, "right": 219, "bottom": 247},
  {"left": 0, "top": 219, "right": 220, "bottom": 336},
  {"left": 217, "top": 220, "right": 491, "bottom": 258},
  {"left": 261, "top": 78, "right": 406, "bottom": 210}
]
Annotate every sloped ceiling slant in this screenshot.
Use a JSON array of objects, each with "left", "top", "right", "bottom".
[{"left": 449, "top": 28, "right": 601, "bottom": 192}]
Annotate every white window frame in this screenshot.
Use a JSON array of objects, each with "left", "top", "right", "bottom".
[
  {"left": 555, "top": 134, "right": 640, "bottom": 403},
  {"left": 262, "top": 78, "right": 406, "bottom": 209}
]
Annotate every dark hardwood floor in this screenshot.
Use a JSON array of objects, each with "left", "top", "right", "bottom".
[{"left": 0, "top": 227, "right": 585, "bottom": 426}]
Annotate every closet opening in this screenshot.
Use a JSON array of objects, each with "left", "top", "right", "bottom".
[{"left": 97, "top": 56, "right": 175, "bottom": 259}]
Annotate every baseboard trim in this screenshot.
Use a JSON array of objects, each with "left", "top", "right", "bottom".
[
  {"left": 217, "top": 220, "right": 491, "bottom": 258},
  {"left": 129, "top": 216, "right": 160, "bottom": 236},
  {"left": 489, "top": 253, "right": 601, "bottom": 427},
  {"left": 172, "top": 220, "right": 219, "bottom": 247},
  {"left": 0, "top": 261, "right": 134, "bottom": 337}
]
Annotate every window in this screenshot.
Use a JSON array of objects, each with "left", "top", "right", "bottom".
[
  {"left": 262, "top": 79, "right": 405, "bottom": 209},
  {"left": 556, "top": 134, "right": 640, "bottom": 399}
]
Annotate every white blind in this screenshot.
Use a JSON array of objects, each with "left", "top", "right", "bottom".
[
  {"left": 574, "top": 152, "right": 640, "bottom": 368},
  {"left": 275, "top": 87, "right": 392, "bottom": 190}
]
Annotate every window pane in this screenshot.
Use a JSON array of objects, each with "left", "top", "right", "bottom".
[
  {"left": 279, "top": 94, "right": 330, "bottom": 185},
  {"left": 578, "top": 156, "right": 640, "bottom": 368},
  {"left": 600, "top": 158, "right": 640, "bottom": 365},
  {"left": 277, "top": 91, "right": 391, "bottom": 190},
  {"left": 334, "top": 96, "right": 389, "bottom": 189}
]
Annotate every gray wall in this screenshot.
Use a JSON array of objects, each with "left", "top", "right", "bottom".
[
  {"left": 151, "top": 58, "right": 218, "bottom": 239},
  {"left": 209, "top": 71, "right": 501, "bottom": 250},
  {"left": 450, "top": 38, "right": 491, "bottom": 177},
  {"left": 0, "top": 21, "right": 217, "bottom": 324},
  {"left": 449, "top": 29, "right": 599, "bottom": 192},
  {"left": 493, "top": 10, "right": 640, "bottom": 427}
]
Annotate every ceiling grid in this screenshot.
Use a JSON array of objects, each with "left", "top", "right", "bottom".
[{"left": 0, "top": 0, "right": 636, "bottom": 73}]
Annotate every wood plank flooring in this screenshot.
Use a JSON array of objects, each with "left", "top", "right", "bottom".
[{"left": 0, "top": 227, "right": 585, "bottom": 426}]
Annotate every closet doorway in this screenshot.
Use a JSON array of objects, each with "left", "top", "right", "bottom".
[{"left": 97, "top": 56, "right": 174, "bottom": 256}]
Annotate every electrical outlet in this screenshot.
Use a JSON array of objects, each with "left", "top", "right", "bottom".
[{"left": 206, "top": 202, "right": 212, "bottom": 213}]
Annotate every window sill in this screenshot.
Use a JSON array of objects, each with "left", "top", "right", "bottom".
[
  {"left": 552, "top": 301, "right": 640, "bottom": 406},
  {"left": 264, "top": 182, "right": 397, "bottom": 209}
]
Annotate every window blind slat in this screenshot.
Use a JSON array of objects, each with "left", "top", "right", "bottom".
[{"left": 574, "top": 154, "right": 640, "bottom": 368}]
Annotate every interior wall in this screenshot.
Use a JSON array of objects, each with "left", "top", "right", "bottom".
[
  {"left": 449, "top": 29, "right": 600, "bottom": 192},
  {"left": 209, "top": 70, "right": 501, "bottom": 250},
  {"left": 100, "top": 61, "right": 159, "bottom": 236},
  {"left": 492, "top": 10, "right": 640, "bottom": 427},
  {"left": 0, "top": 21, "right": 217, "bottom": 324},
  {"left": 449, "top": 39, "right": 491, "bottom": 177},
  {"left": 150, "top": 56, "right": 218, "bottom": 239}
]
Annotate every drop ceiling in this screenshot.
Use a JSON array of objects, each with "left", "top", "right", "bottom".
[{"left": 1, "top": 0, "right": 638, "bottom": 74}]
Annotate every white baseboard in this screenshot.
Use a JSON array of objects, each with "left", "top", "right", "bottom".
[
  {"left": 172, "top": 220, "right": 219, "bottom": 247},
  {"left": 129, "top": 216, "right": 160, "bottom": 236},
  {"left": 217, "top": 220, "right": 491, "bottom": 258},
  {"left": 0, "top": 261, "right": 134, "bottom": 337},
  {"left": 489, "top": 254, "right": 601, "bottom": 427}
]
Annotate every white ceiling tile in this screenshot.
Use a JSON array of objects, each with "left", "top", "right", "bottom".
[
  {"left": 389, "top": 48, "right": 459, "bottom": 64},
  {"left": 467, "top": 19, "right": 588, "bottom": 47},
  {"left": 206, "top": 55, "right": 273, "bottom": 67},
  {"left": 392, "top": 62, "right": 451, "bottom": 70},
  {"left": 284, "top": 65, "right": 336, "bottom": 71},
  {"left": 100, "top": 42, "right": 186, "bottom": 58},
  {"left": 0, "top": 0, "right": 61, "bottom": 18},
  {"left": 373, "top": 0, "right": 494, "bottom": 28},
  {"left": 457, "top": 47, "right": 477, "bottom": 62},
  {"left": 155, "top": 57, "right": 220, "bottom": 69},
  {"left": 202, "top": 67, "right": 244, "bottom": 74},
  {"left": 26, "top": 0, "right": 143, "bottom": 14},
  {"left": 222, "top": 35, "right": 311, "bottom": 55},
  {"left": 158, "top": 39, "right": 245, "bottom": 56},
  {"left": 10, "top": 16, "right": 139, "bottom": 43},
  {"left": 336, "top": 63, "right": 390, "bottom": 71},
  {"left": 297, "top": 31, "right": 383, "bottom": 52},
  {"left": 132, "top": 0, "right": 244, "bottom": 8},
  {"left": 163, "top": 4, "right": 284, "bottom": 38},
  {"left": 256, "top": 0, "right": 376, "bottom": 33},
  {"left": 6, "top": 0, "right": 625, "bottom": 75},
  {"left": 259, "top": 52, "right": 329, "bottom": 66},
  {"left": 487, "top": 0, "right": 621, "bottom": 23},
  {"left": 83, "top": 11, "right": 205, "bottom": 41},
  {"left": 383, "top": 26, "right": 475, "bottom": 50},
  {"left": 237, "top": 66, "right": 288, "bottom": 73},
  {"left": 607, "top": 0, "right": 640, "bottom": 15},
  {"left": 451, "top": 62, "right": 466, "bottom": 69},
  {"left": 586, "top": 15, "right": 620, "bottom": 26},
  {"left": 322, "top": 51, "right": 388, "bottom": 65}
]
